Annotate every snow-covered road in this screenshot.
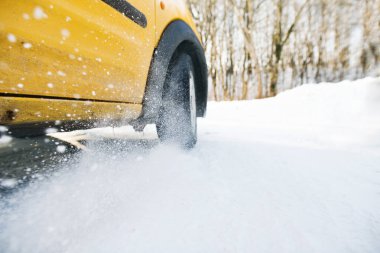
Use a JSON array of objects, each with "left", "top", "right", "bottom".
[{"left": 1, "top": 78, "right": 380, "bottom": 253}]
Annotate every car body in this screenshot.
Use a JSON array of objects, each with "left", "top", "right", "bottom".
[{"left": 0, "top": 0, "right": 207, "bottom": 140}]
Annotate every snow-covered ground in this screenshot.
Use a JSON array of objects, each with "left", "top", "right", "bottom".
[{"left": 1, "top": 77, "right": 380, "bottom": 253}]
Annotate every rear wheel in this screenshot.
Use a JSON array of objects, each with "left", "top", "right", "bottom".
[{"left": 156, "top": 53, "right": 197, "bottom": 148}]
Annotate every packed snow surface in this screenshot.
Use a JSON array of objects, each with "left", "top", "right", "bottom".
[{"left": 1, "top": 77, "right": 380, "bottom": 253}]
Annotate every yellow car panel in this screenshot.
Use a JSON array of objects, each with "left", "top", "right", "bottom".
[
  {"left": 154, "top": 0, "right": 201, "bottom": 45},
  {"left": 0, "top": 0, "right": 207, "bottom": 133},
  {"left": 0, "top": 0, "right": 155, "bottom": 103},
  {"left": 0, "top": 96, "right": 141, "bottom": 126}
]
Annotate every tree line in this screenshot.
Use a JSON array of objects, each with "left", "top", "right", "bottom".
[{"left": 187, "top": 0, "right": 380, "bottom": 100}]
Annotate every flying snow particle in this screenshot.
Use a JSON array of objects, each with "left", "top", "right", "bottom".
[
  {"left": 66, "top": 16, "right": 72, "bottom": 22},
  {"left": 22, "top": 13, "right": 30, "bottom": 20},
  {"left": 17, "top": 83, "right": 24, "bottom": 88},
  {"left": 47, "top": 83, "right": 54, "bottom": 88},
  {"left": 57, "top": 70, "right": 66, "bottom": 76},
  {"left": 0, "top": 126, "right": 8, "bottom": 132},
  {"left": 56, "top": 145, "right": 66, "bottom": 153},
  {"left": 45, "top": 128, "right": 58, "bottom": 134},
  {"left": 0, "top": 135, "right": 12, "bottom": 145},
  {"left": 7, "top": 33, "right": 17, "bottom": 43},
  {"left": 0, "top": 179, "right": 18, "bottom": 188},
  {"left": 23, "top": 42, "right": 32, "bottom": 49},
  {"left": 61, "top": 29, "right": 70, "bottom": 39},
  {"left": 33, "top": 6, "right": 48, "bottom": 20}
]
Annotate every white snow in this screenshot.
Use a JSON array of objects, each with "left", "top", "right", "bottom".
[
  {"left": 0, "top": 135, "right": 12, "bottom": 145},
  {"left": 57, "top": 70, "right": 66, "bottom": 77},
  {"left": 61, "top": 29, "right": 70, "bottom": 39},
  {"left": 0, "top": 77, "right": 379, "bottom": 253},
  {"left": 33, "top": 6, "right": 48, "bottom": 20},
  {"left": 45, "top": 128, "right": 58, "bottom": 134},
  {"left": 7, "top": 34, "right": 16, "bottom": 43},
  {"left": 22, "top": 43, "right": 32, "bottom": 49},
  {"left": 56, "top": 145, "right": 67, "bottom": 153},
  {"left": 0, "top": 179, "right": 18, "bottom": 188}
]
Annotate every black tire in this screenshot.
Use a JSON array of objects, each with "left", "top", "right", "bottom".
[{"left": 156, "top": 53, "right": 197, "bottom": 148}]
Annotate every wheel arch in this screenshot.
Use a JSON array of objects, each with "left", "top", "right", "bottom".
[{"left": 132, "top": 20, "right": 208, "bottom": 128}]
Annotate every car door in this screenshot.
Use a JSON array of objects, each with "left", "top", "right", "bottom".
[{"left": 0, "top": 0, "right": 155, "bottom": 104}]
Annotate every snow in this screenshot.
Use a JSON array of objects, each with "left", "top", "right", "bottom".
[
  {"left": 57, "top": 70, "right": 66, "bottom": 77},
  {"left": 22, "top": 43, "right": 32, "bottom": 49},
  {"left": 0, "top": 77, "right": 380, "bottom": 253},
  {"left": 61, "top": 29, "right": 70, "bottom": 39},
  {"left": 45, "top": 128, "right": 58, "bottom": 134},
  {"left": 56, "top": 145, "right": 67, "bottom": 154},
  {"left": 33, "top": 6, "right": 48, "bottom": 20},
  {"left": 7, "top": 34, "right": 16, "bottom": 43},
  {"left": 0, "top": 179, "right": 18, "bottom": 189}
]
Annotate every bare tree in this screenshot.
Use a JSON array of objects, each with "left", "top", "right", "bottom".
[{"left": 188, "top": 0, "right": 380, "bottom": 100}]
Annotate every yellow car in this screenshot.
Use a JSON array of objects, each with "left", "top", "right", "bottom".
[{"left": 0, "top": 0, "right": 207, "bottom": 147}]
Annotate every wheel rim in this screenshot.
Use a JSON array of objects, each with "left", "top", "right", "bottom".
[{"left": 189, "top": 70, "right": 196, "bottom": 136}]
